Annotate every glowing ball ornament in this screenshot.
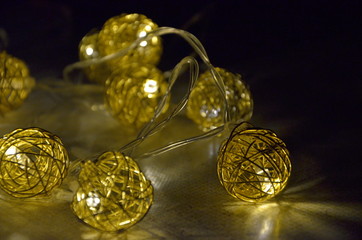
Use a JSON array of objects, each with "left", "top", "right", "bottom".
[
  {"left": 217, "top": 122, "right": 291, "bottom": 202},
  {"left": 186, "top": 67, "right": 253, "bottom": 131},
  {"left": 71, "top": 151, "right": 153, "bottom": 232},
  {"left": 0, "top": 128, "right": 69, "bottom": 198},
  {"left": 0, "top": 51, "right": 35, "bottom": 114},
  {"left": 105, "top": 63, "right": 169, "bottom": 129},
  {"left": 97, "top": 13, "right": 162, "bottom": 67},
  {"left": 79, "top": 31, "right": 111, "bottom": 84}
]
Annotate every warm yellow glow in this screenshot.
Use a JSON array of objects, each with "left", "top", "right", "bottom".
[
  {"left": 217, "top": 122, "right": 291, "bottom": 202},
  {"left": 105, "top": 63, "right": 169, "bottom": 129},
  {"left": 143, "top": 79, "right": 158, "bottom": 97},
  {"left": 86, "top": 192, "right": 101, "bottom": 210},
  {"left": 0, "top": 51, "right": 35, "bottom": 114},
  {"left": 139, "top": 31, "right": 147, "bottom": 38},
  {"left": 144, "top": 25, "right": 152, "bottom": 31},
  {"left": 140, "top": 40, "right": 148, "bottom": 47},
  {"left": 85, "top": 46, "right": 94, "bottom": 56},
  {"left": 97, "top": 13, "right": 162, "bottom": 66},
  {"left": 5, "top": 145, "right": 31, "bottom": 170},
  {"left": 71, "top": 151, "right": 153, "bottom": 232},
  {"left": 0, "top": 128, "right": 69, "bottom": 198},
  {"left": 186, "top": 67, "right": 253, "bottom": 131}
]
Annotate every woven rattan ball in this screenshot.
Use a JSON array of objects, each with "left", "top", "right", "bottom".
[
  {"left": 105, "top": 62, "right": 169, "bottom": 129},
  {"left": 0, "top": 128, "right": 69, "bottom": 198},
  {"left": 71, "top": 151, "right": 153, "bottom": 232},
  {"left": 186, "top": 67, "right": 253, "bottom": 131},
  {"left": 217, "top": 122, "right": 291, "bottom": 202},
  {"left": 0, "top": 51, "right": 35, "bottom": 114},
  {"left": 79, "top": 31, "right": 111, "bottom": 84},
  {"left": 97, "top": 13, "right": 162, "bottom": 67}
]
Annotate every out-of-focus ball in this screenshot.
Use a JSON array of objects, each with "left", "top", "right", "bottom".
[
  {"left": 0, "top": 51, "right": 35, "bottom": 114},
  {"left": 0, "top": 128, "right": 69, "bottom": 198},
  {"left": 105, "top": 63, "right": 169, "bottom": 129},
  {"left": 217, "top": 122, "right": 291, "bottom": 202},
  {"left": 79, "top": 31, "right": 111, "bottom": 84},
  {"left": 71, "top": 151, "right": 153, "bottom": 232},
  {"left": 97, "top": 13, "right": 162, "bottom": 67},
  {"left": 186, "top": 67, "right": 253, "bottom": 131}
]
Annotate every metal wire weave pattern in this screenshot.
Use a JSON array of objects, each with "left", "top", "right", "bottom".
[
  {"left": 71, "top": 151, "right": 153, "bottom": 232},
  {"left": 0, "top": 51, "right": 35, "bottom": 114},
  {"left": 0, "top": 128, "right": 69, "bottom": 198},
  {"left": 217, "top": 122, "right": 291, "bottom": 202}
]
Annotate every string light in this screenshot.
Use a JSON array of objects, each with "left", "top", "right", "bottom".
[
  {"left": 63, "top": 12, "right": 291, "bottom": 231},
  {"left": 186, "top": 67, "right": 253, "bottom": 131},
  {"left": 71, "top": 151, "right": 153, "bottom": 232},
  {"left": 217, "top": 122, "right": 291, "bottom": 202},
  {"left": 104, "top": 62, "right": 169, "bottom": 129},
  {"left": 97, "top": 13, "right": 162, "bottom": 68},
  {"left": 0, "top": 128, "right": 69, "bottom": 198},
  {"left": 0, "top": 51, "right": 35, "bottom": 114},
  {"left": 78, "top": 31, "right": 111, "bottom": 84}
]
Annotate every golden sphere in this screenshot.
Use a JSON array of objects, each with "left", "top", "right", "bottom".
[
  {"left": 217, "top": 122, "right": 291, "bottom": 202},
  {"left": 97, "top": 13, "right": 162, "bottom": 67},
  {"left": 79, "top": 31, "right": 111, "bottom": 84},
  {"left": 71, "top": 151, "right": 153, "bottom": 232},
  {"left": 0, "top": 51, "right": 35, "bottom": 114},
  {"left": 0, "top": 128, "right": 69, "bottom": 198},
  {"left": 105, "top": 63, "right": 169, "bottom": 129},
  {"left": 186, "top": 67, "right": 253, "bottom": 131}
]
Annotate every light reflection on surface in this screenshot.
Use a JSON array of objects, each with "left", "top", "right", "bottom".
[{"left": 222, "top": 178, "right": 362, "bottom": 240}]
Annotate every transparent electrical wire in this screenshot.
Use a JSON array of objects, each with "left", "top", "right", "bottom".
[{"left": 63, "top": 27, "right": 233, "bottom": 162}]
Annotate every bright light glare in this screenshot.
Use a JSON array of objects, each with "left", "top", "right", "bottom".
[
  {"left": 5, "top": 145, "right": 30, "bottom": 170},
  {"left": 139, "top": 31, "right": 147, "bottom": 38},
  {"left": 140, "top": 41, "right": 148, "bottom": 47},
  {"left": 144, "top": 79, "right": 158, "bottom": 97},
  {"left": 86, "top": 47, "right": 94, "bottom": 56},
  {"left": 5, "top": 145, "right": 18, "bottom": 156},
  {"left": 86, "top": 192, "right": 101, "bottom": 209}
]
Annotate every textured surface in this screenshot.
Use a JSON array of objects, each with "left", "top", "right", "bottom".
[
  {"left": 97, "top": 13, "right": 162, "bottom": 67},
  {"left": 78, "top": 32, "right": 111, "bottom": 84},
  {"left": 217, "top": 122, "right": 291, "bottom": 202},
  {"left": 105, "top": 63, "right": 168, "bottom": 129},
  {"left": 0, "top": 128, "right": 69, "bottom": 198},
  {"left": 0, "top": 1, "right": 361, "bottom": 240},
  {"left": 0, "top": 52, "right": 35, "bottom": 114},
  {"left": 186, "top": 67, "right": 253, "bottom": 131},
  {"left": 72, "top": 151, "right": 153, "bottom": 232}
]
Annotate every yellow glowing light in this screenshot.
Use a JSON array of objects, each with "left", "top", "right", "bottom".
[
  {"left": 0, "top": 51, "right": 35, "bottom": 114},
  {"left": 86, "top": 192, "right": 101, "bottom": 210},
  {"left": 0, "top": 128, "right": 69, "bottom": 198},
  {"left": 143, "top": 79, "right": 159, "bottom": 96},
  {"left": 139, "top": 31, "right": 147, "bottom": 38},
  {"left": 79, "top": 32, "right": 111, "bottom": 84},
  {"left": 85, "top": 46, "right": 94, "bottom": 56},
  {"left": 105, "top": 63, "right": 169, "bottom": 129},
  {"left": 186, "top": 67, "right": 253, "bottom": 131},
  {"left": 71, "top": 151, "right": 153, "bottom": 232},
  {"left": 97, "top": 13, "right": 162, "bottom": 66},
  {"left": 140, "top": 40, "right": 148, "bottom": 47},
  {"left": 217, "top": 122, "right": 291, "bottom": 202}
]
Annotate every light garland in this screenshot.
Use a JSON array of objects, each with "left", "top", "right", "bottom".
[
  {"left": 0, "top": 51, "right": 35, "bottom": 114},
  {"left": 217, "top": 122, "right": 291, "bottom": 202},
  {"left": 71, "top": 151, "right": 153, "bottom": 232},
  {"left": 0, "top": 128, "right": 69, "bottom": 198},
  {"left": 0, "top": 12, "right": 292, "bottom": 233},
  {"left": 104, "top": 62, "right": 169, "bottom": 129}
]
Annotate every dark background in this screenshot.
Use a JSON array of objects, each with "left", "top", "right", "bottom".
[{"left": 0, "top": 0, "right": 361, "bottom": 238}]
